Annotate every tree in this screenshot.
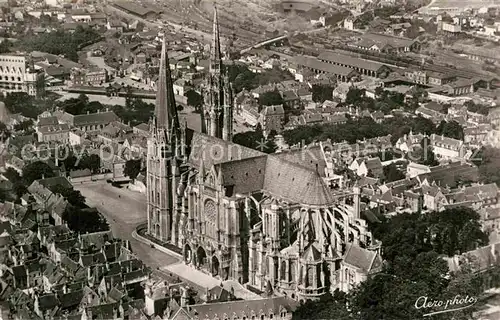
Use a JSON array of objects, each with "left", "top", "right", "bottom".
[
  {"left": 62, "top": 207, "right": 109, "bottom": 233},
  {"left": 475, "top": 147, "right": 500, "bottom": 186},
  {"left": 411, "top": 136, "right": 439, "bottom": 166},
  {"left": 233, "top": 130, "right": 276, "bottom": 154},
  {"left": 79, "top": 154, "right": 101, "bottom": 173},
  {"left": 258, "top": 90, "right": 283, "bottom": 107},
  {"left": 50, "top": 184, "right": 87, "bottom": 208},
  {"left": 22, "top": 161, "right": 55, "bottom": 185},
  {"left": 3, "top": 167, "right": 20, "bottom": 182},
  {"left": 437, "top": 120, "right": 464, "bottom": 140},
  {"left": 124, "top": 159, "right": 142, "bottom": 181},
  {"left": 185, "top": 90, "right": 203, "bottom": 112},
  {"left": 3, "top": 92, "right": 39, "bottom": 119},
  {"left": 464, "top": 101, "right": 489, "bottom": 116},
  {"left": 293, "top": 291, "right": 351, "bottom": 320},
  {"left": 19, "top": 26, "right": 102, "bottom": 62},
  {"left": 345, "top": 87, "right": 366, "bottom": 105},
  {"left": 383, "top": 163, "right": 405, "bottom": 182},
  {"left": 311, "top": 84, "right": 333, "bottom": 103},
  {"left": 13, "top": 119, "right": 34, "bottom": 132},
  {"left": 0, "top": 121, "right": 10, "bottom": 141}
]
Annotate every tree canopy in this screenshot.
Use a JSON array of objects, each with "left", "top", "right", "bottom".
[
  {"left": 50, "top": 184, "right": 87, "bottom": 208},
  {"left": 294, "top": 208, "right": 488, "bottom": 320},
  {"left": 437, "top": 120, "right": 464, "bottom": 140},
  {"left": 124, "top": 159, "right": 142, "bottom": 181},
  {"left": 22, "top": 161, "right": 56, "bottom": 185},
  {"left": 19, "top": 25, "right": 102, "bottom": 61},
  {"left": 62, "top": 207, "right": 109, "bottom": 234},
  {"left": 312, "top": 84, "right": 334, "bottom": 103},
  {"left": 383, "top": 163, "right": 405, "bottom": 182},
  {"left": 233, "top": 128, "right": 277, "bottom": 154},
  {"left": 258, "top": 89, "right": 283, "bottom": 107}
]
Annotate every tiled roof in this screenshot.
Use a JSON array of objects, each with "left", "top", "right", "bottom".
[
  {"left": 419, "top": 162, "right": 479, "bottom": 188},
  {"left": 430, "top": 134, "right": 463, "bottom": 151},
  {"left": 73, "top": 111, "right": 119, "bottom": 127},
  {"left": 38, "top": 116, "right": 59, "bottom": 126},
  {"left": 294, "top": 56, "right": 358, "bottom": 77},
  {"left": 188, "top": 131, "right": 264, "bottom": 169},
  {"left": 318, "top": 51, "right": 388, "bottom": 73},
  {"left": 37, "top": 176, "right": 72, "bottom": 190},
  {"left": 186, "top": 297, "right": 297, "bottom": 319},
  {"left": 446, "top": 242, "right": 500, "bottom": 273},
  {"left": 218, "top": 154, "right": 335, "bottom": 206},
  {"left": 358, "top": 32, "right": 415, "bottom": 49},
  {"left": 343, "top": 244, "right": 381, "bottom": 273}
]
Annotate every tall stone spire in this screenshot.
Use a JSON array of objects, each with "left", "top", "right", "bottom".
[
  {"left": 155, "top": 36, "right": 179, "bottom": 136},
  {"left": 210, "top": 6, "right": 222, "bottom": 75}
]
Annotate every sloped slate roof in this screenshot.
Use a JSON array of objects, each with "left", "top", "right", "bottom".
[
  {"left": 343, "top": 244, "right": 380, "bottom": 273},
  {"left": 73, "top": 111, "right": 119, "bottom": 127},
  {"left": 188, "top": 131, "right": 334, "bottom": 206}
]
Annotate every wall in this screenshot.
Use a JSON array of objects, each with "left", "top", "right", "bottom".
[{"left": 69, "top": 172, "right": 114, "bottom": 183}]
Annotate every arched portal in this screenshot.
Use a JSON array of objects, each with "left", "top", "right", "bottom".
[
  {"left": 197, "top": 246, "right": 207, "bottom": 267},
  {"left": 211, "top": 256, "right": 220, "bottom": 276},
  {"left": 184, "top": 244, "right": 192, "bottom": 264}
]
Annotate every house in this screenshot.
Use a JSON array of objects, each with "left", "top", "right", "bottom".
[
  {"left": 446, "top": 242, "right": 500, "bottom": 291},
  {"left": 415, "top": 106, "right": 446, "bottom": 124},
  {"left": 343, "top": 17, "right": 362, "bottom": 30},
  {"left": 37, "top": 124, "right": 71, "bottom": 143},
  {"left": 318, "top": 51, "right": 391, "bottom": 78},
  {"left": 428, "top": 72, "right": 456, "bottom": 86},
  {"left": 281, "top": 90, "right": 300, "bottom": 109},
  {"left": 464, "top": 124, "right": 491, "bottom": 146},
  {"left": 293, "top": 56, "right": 360, "bottom": 83},
  {"left": 169, "top": 296, "right": 297, "bottom": 320},
  {"left": 395, "top": 131, "right": 424, "bottom": 153},
  {"left": 355, "top": 33, "right": 420, "bottom": 54},
  {"left": 259, "top": 105, "right": 285, "bottom": 135},
  {"left": 429, "top": 134, "right": 465, "bottom": 160},
  {"left": 417, "top": 162, "right": 479, "bottom": 188},
  {"left": 173, "top": 79, "right": 191, "bottom": 97},
  {"left": 351, "top": 157, "right": 383, "bottom": 178},
  {"left": 421, "top": 184, "right": 447, "bottom": 211},
  {"left": 107, "top": 19, "right": 125, "bottom": 32},
  {"left": 337, "top": 244, "right": 383, "bottom": 293}
]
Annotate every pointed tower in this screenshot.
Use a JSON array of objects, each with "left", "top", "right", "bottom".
[
  {"left": 146, "top": 36, "right": 181, "bottom": 244},
  {"left": 203, "top": 6, "right": 234, "bottom": 141}
]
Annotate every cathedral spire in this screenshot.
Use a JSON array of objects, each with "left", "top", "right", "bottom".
[
  {"left": 210, "top": 6, "right": 222, "bottom": 74},
  {"left": 155, "top": 36, "right": 179, "bottom": 134}
]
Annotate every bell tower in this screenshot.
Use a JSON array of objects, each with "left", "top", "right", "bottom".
[
  {"left": 203, "top": 6, "right": 234, "bottom": 141},
  {"left": 146, "top": 36, "right": 181, "bottom": 243}
]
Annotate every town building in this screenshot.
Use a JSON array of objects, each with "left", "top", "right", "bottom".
[
  {"left": 260, "top": 105, "right": 285, "bottom": 135},
  {"left": 318, "top": 51, "right": 391, "bottom": 78},
  {"left": 70, "top": 67, "right": 108, "bottom": 86},
  {"left": 429, "top": 134, "right": 466, "bottom": 160},
  {"left": 0, "top": 54, "right": 45, "bottom": 97},
  {"left": 293, "top": 56, "right": 360, "bottom": 83},
  {"left": 146, "top": 10, "right": 379, "bottom": 302},
  {"left": 354, "top": 33, "right": 420, "bottom": 53},
  {"left": 54, "top": 109, "right": 120, "bottom": 132}
]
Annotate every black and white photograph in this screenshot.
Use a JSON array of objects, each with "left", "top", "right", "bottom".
[{"left": 0, "top": 0, "right": 499, "bottom": 318}]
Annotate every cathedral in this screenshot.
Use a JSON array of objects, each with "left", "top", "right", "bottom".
[{"left": 146, "top": 9, "right": 381, "bottom": 302}]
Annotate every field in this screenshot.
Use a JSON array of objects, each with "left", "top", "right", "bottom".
[
  {"left": 427, "top": 0, "right": 500, "bottom": 8},
  {"left": 144, "top": 0, "right": 322, "bottom": 48}
]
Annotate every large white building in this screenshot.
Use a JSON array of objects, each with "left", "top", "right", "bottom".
[{"left": 0, "top": 54, "right": 45, "bottom": 97}]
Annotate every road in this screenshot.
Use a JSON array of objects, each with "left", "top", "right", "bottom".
[{"left": 74, "top": 181, "right": 180, "bottom": 268}]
